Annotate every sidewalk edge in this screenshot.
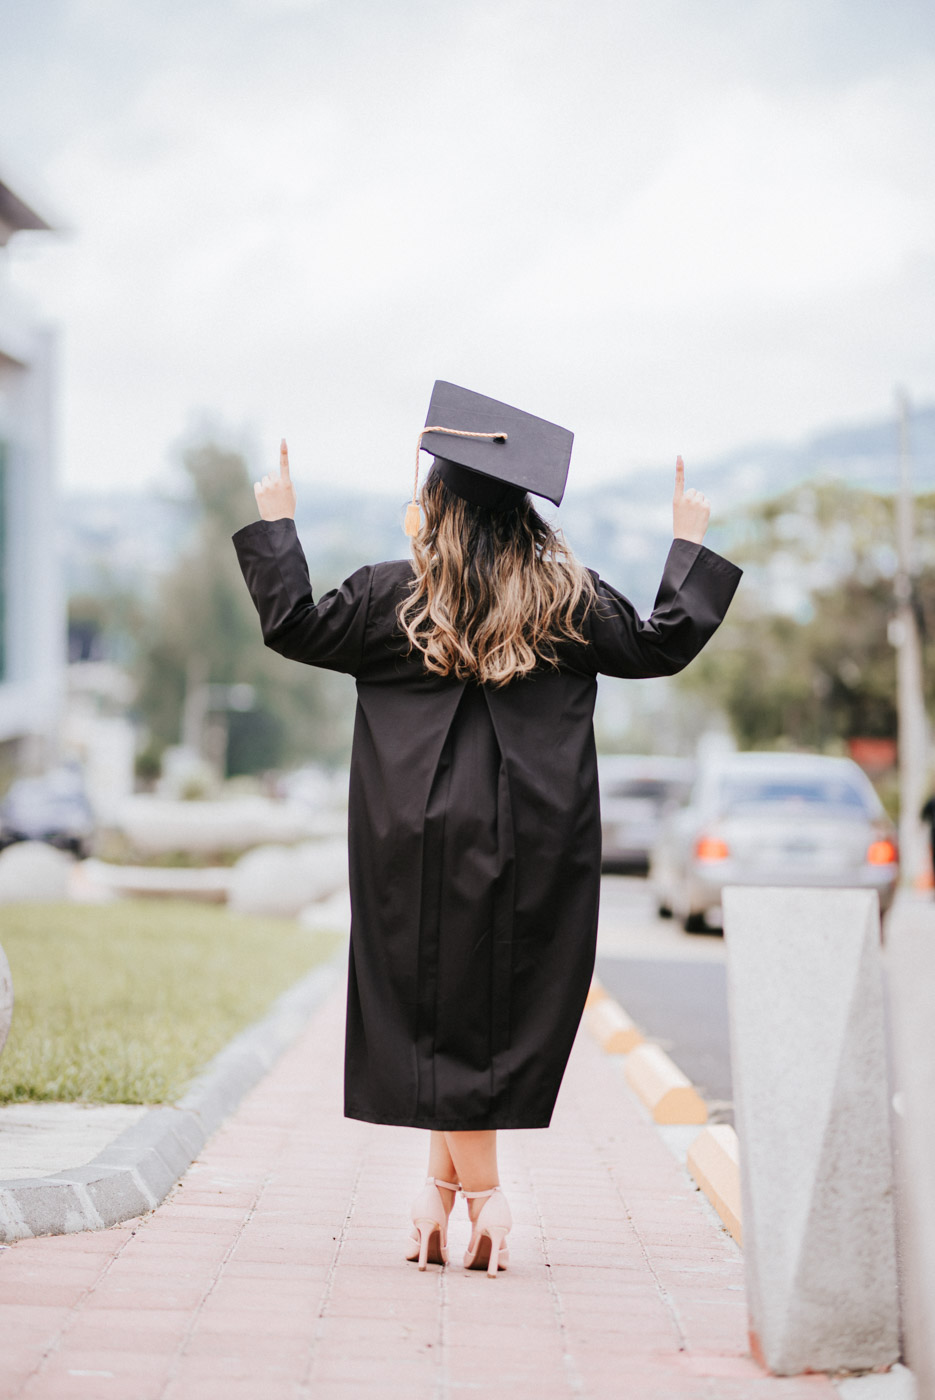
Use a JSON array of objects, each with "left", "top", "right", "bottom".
[
  {"left": 586, "top": 974, "right": 739, "bottom": 1240},
  {"left": 0, "top": 944, "right": 346, "bottom": 1243}
]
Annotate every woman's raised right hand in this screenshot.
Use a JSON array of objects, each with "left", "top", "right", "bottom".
[
  {"left": 672, "top": 456, "right": 710, "bottom": 545},
  {"left": 254, "top": 439, "right": 297, "bottom": 521}
]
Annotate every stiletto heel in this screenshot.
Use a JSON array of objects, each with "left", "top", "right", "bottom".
[
  {"left": 415, "top": 1220, "right": 434, "bottom": 1269},
  {"left": 405, "top": 1177, "right": 459, "bottom": 1269},
  {"left": 462, "top": 1186, "right": 512, "bottom": 1277}
]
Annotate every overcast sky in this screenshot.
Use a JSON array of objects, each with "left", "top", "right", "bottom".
[{"left": 0, "top": 0, "right": 933, "bottom": 501}]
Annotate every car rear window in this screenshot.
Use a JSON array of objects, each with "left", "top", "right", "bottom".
[{"left": 719, "top": 776, "right": 868, "bottom": 812}]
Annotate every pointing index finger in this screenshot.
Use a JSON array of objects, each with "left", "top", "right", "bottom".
[
  {"left": 674, "top": 455, "right": 684, "bottom": 501},
  {"left": 280, "top": 438, "right": 291, "bottom": 481}
]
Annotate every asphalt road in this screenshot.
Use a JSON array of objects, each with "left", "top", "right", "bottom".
[{"left": 595, "top": 875, "right": 734, "bottom": 1123}]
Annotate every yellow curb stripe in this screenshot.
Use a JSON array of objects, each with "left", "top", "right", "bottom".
[
  {"left": 687, "top": 1124, "right": 743, "bottom": 1246},
  {"left": 584, "top": 979, "right": 608, "bottom": 1009},
  {"left": 585, "top": 977, "right": 707, "bottom": 1125},
  {"left": 583, "top": 981, "right": 644, "bottom": 1054},
  {"left": 624, "top": 1044, "right": 708, "bottom": 1125}
]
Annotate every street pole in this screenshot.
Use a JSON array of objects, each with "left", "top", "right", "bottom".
[{"left": 893, "top": 390, "right": 929, "bottom": 886}]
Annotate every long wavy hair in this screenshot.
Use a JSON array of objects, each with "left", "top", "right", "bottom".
[{"left": 398, "top": 469, "right": 595, "bottom": 687}]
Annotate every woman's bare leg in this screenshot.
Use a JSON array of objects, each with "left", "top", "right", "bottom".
[
  {"left": 426, "top": 1131, "right": 458, "bottom": 1218},
  {"left": 444, "top": 1130, "right": 499, "bottom": 1222}
]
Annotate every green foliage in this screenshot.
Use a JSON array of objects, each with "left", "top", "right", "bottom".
[
  {"left": 0, "top": 901, "right": 341, "bottom": 1104},
  {"left": 678, "top": 481, "right": 935, "bottom": 750},
  {"left": 133, "top": 440, "right": 356, "bottom": 773}
]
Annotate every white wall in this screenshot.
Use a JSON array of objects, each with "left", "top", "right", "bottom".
[{"left": 0, "top": 280, "right": 64, "bottom": 754}]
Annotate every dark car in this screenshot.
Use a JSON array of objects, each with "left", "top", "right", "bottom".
[
  {"left": 599, "top": 755, "right": 695, "bottom": 875},
  {"left": 0, "top": 766, "right": 95, "bottom": 858}
]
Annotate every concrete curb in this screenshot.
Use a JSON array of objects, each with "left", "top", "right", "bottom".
[
  {"left": 687, "top": 1124, "right": 742, "bottom": 1245},
  {"left": 585, "top": 976, "right": 743, "bottom": 1232},
  {"left": 0, "top": 948, "right": 345, "bottom": 1243}
]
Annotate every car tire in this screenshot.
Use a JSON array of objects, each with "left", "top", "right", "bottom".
[
  {"left": 657, "top": 901, "right": 673, "bottom": 919},
  {"left": 682, "top": 910, "right": 708, "bottom": 934}
]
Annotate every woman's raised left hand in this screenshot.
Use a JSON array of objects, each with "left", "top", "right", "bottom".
[{"left": 254, "top": 439, "right": 297, "bottom": 521}]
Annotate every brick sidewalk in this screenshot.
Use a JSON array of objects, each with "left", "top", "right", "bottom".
[{"left": 0, "top": 982, "right": 837, "bottom": 1400}]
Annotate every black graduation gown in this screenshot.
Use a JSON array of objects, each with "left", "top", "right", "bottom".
[{"left": 233, "top": 519, "right": 741, "bottom": 1131}]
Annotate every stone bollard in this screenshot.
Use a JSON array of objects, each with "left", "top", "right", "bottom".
[
  {"left": 887, "top": 900, "right": 935, "bottom": 1399},
  {"left": 0, "top": 841, "right": 73, "bottom": 903},
  {"left": 227, "top": 840, "right": 348, "bottom": 918},
  {"left": 722, "top": 887, "right": 899, "bottom": 1376}
]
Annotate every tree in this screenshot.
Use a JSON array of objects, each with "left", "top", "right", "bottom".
[
  {"left": 676, "top": 482, "right": 935, "bottom": 752},
  {"left": 134, "top": 440, "right": 354, "bottom": 774}
]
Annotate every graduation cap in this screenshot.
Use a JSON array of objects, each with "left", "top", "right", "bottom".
[{"left": 405, "top": 381, "right": 574, "bottom": 535}]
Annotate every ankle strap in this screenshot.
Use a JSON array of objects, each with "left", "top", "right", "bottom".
[
  {"left": 427, "top": 1176, "right": 459, "bottom": 1192},
  {"left": 460, "top": 1185, "right": 500, "bottom": 1200}
]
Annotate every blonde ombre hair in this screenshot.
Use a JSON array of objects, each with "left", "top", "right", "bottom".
[{"left": 398, "top": 469, "right": 595, "bottom": 687}]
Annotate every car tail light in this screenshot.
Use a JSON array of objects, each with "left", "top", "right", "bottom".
[
  {"left": 866, "top": 838, "right": 898, "bottom": 866},
  {"left": 695, "top": 835, "right": 729, "bottom": 862}
]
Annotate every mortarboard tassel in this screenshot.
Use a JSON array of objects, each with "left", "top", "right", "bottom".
[{"left": 406, "top": 426, "right": 508, "bottom": 537}]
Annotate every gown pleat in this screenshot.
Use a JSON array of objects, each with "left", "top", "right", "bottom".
[{"left": 415, "top": 685, "right": 517, "bottom": 1126}]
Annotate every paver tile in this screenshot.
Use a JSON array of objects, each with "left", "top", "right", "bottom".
[
  {"left": 165, "top": 1383, "right": 300, "bottom": 1400},
  {"left": 191, "top": 1304, "right": 317, "bottom": 1338},
  {"left": 79, "top": 1281, "right": 209, "bottom": 1310},
  {"left": 32, "top": 1230, "right": 134, "bottom": 1253},
  {"left": 0, "top": 1282, "right": 89, "bottom": 1307},
  {"left": 161, "top": 1352, "right": 306, "bottom": 1383}
]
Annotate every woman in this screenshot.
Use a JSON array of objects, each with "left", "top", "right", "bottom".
[{"left": 233, "top": 384, "right": 741, "bottom": 1279}]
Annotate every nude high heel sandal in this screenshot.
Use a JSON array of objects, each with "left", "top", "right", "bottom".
[
  {"left": 462, "top": 1186, "right": 512, "bottom": 1277},
  {"left": 405, "top": 1177, "right": 459, "bottom": 1269}
]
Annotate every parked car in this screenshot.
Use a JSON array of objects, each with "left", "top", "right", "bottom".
[
  {"left": 0, "top": 766, "right": 95, "bottom": 858},
  {"left": 599, "top": 755, "right": 695, "bottom": 875},
  {"left": 649, "top": 751, "right": 899, "bottom": 931}
]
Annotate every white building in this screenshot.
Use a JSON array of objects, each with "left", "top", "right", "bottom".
[{"left": 0, "top": 175, "right": 62, "bottom": 771}]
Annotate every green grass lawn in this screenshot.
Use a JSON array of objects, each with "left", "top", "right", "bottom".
[{"left": 0, "top": 901, "right": 343, "bottom": 1105}]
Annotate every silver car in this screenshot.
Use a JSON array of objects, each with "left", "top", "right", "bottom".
[
  {"left": 649, "top": 752, "right": 899, "bottom": 931},
  {"left": 599, "top": 755, "right": 695, "bottom": 875}
]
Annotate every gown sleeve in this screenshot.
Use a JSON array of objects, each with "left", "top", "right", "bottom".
[
  {"left": 584, "top": 538, "right": 742, "bottom": 679},
  {"left": 232, "top": 517, "right": 372, "bottom": 676}
]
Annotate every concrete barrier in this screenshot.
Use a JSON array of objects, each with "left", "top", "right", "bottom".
[
  {"left": 80, "top": 860, "right": 231, "bottom": 903},
  {"left": 624, "top": 1043, "right": 708, "bottom": 1125},
  {"left": 687, "top": 1124, "right": 742, "bottom": 1245},
  {"left": 886, "top": 900, "right": 935, "bottom": 1400},
  {"left": 114, "top": 795, "right": 318, "bottom": 856},
  {"left": 723, "top": 887, "right": 899, "bottom": 1376}
]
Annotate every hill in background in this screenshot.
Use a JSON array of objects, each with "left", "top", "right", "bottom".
[{"left": 61, "top": 402, "right": 935, "bottom": 615}]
